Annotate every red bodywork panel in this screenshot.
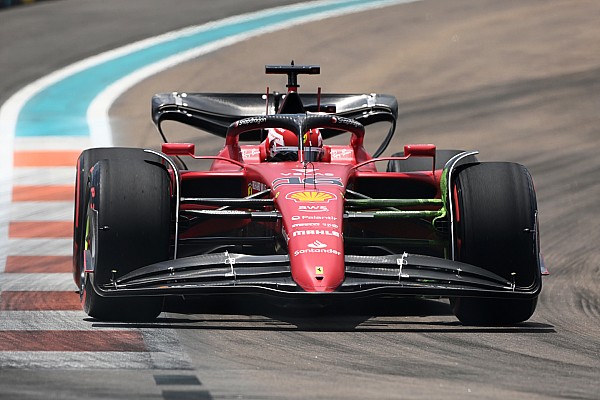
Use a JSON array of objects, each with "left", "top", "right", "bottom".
[{"left": 170, "top": 135, "right": 437, "bottom": 293}]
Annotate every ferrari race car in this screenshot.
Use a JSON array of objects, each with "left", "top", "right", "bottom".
[{"left": 73, "top": 64, "right": 544, "bottom": 325}]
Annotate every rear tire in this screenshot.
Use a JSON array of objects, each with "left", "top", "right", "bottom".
[
  {"left": 80, "top": 152, "right": 171, "bottom": 321},
  {"left": 450, "top": 162, "right": 540, "bottom": 325}
]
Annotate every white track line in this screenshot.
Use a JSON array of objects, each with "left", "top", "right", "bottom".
[
  {"left": 1, "top": 273, "right": 73, "bottom": 290},
  {"left": 12, "top": 168, "right": 75, "bottom": 186},
  {"left": 6, "top": 239, "right": 72, "bottom": 256}
]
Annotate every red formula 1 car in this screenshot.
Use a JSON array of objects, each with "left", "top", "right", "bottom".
[{"left": 73, "top": 64, "right": 544, "bottom": 324}]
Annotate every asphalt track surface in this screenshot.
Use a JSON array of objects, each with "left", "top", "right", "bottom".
[{"left": 1, "top": 0, "right": 600, "bottom": 399}]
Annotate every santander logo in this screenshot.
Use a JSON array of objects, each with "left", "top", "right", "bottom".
[
  {"left": 307, "top": 240, "right": 327, "bottom": 249},
  {"left": 293, "top": 239, "right": 341, "bottom": 257}
]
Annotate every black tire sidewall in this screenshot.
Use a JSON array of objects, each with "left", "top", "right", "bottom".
[
  {"left": 454, "top": 162, "right": 538, "bottom": 286},
  {"left": 451, "top": 162, "right": 540, "bottom": 325},
  {"left": 80, "top": 150, "right": 171, "bottom": 321},
  {"left": 73, "top": 148, "right": 164, "bottom": 286},
  {"left": 92, "top": 158, "right": 171, "bottom": 284}
]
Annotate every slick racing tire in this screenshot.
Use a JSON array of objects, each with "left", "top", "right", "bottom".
[
  {"left": 386, "top": 149, "right": 478, "bottom": 172},
  {"left": 73, "top": 147, "right": 163, "bottom": 287},
  {"left": 450, "top": 162, "right": 540, "bottom": 325},
  {"left": 80, "top": 154, "right": 171, "bottom": 321}
]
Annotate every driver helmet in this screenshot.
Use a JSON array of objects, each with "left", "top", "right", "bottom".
[{"left": 267, "top": 128, "right": 323, "bottom": 162}]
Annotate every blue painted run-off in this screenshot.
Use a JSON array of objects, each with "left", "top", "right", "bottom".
[{"left": 16, "top": 0, "right": 391, "bottom": 137}]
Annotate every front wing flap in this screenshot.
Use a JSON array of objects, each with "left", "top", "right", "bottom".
[{"left": 92, "top": 252, "right": 541, "bottom": 299}]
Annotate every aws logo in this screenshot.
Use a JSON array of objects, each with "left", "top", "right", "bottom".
[{"left": 286, "top": 191, "right": 336, "bottom": 203}]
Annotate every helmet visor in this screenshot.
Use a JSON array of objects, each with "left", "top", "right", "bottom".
[{"left": 270, "top": 146, "right": 298, "bottom": 161}]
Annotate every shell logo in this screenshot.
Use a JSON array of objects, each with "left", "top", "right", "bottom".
[{"left": 286, "top": 191, "right": 336, "bottom": 203}]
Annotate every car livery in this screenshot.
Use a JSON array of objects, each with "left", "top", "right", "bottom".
[{"left": 73, "top": 64, "right": 545, "bottom": 324}]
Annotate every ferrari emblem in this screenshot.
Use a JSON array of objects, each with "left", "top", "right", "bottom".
[{"left": 315, "top": 266, "right": 324, "bottom": 275}]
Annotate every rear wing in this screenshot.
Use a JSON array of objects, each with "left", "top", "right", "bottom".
[{"left": 151, "top": 92, "right": 398, "bottom": 156}]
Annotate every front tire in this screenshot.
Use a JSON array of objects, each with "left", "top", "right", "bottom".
[
  {"left": 450, "top": 162, "right": 541, "bottom": 325},
  {"left": 80, "top": 153, "right": 171, "bottom": 321},
  {"left": 73, "top": 148, "right": 160, "bottom": 287}
]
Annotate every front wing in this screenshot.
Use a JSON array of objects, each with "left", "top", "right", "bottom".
[{"left": 90, "top": 252, "right": 541, "bottom": 300}]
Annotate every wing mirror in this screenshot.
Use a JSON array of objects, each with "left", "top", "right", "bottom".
[
  {"left": 162, "top": 143, "right": 196, "bottom": 156},
  {"left": 403, "top": 144, "right": 436, "bottom": 158},
  {"left": 404, "top": 144, "right": 436, "bottom": 175}
]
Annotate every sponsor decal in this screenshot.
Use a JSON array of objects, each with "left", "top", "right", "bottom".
[
  {"left": 308, "top": 240, "right": 327, "bottom": 249},
  {"left": 241, "top": 148, "right": 261, "bottom": 158},
  {"left": 330, "top": 149, "right": 353, "bottom": 159},
  {"left": 291, "top": 215, "right": 337, "bottom": 221},
  {"left": 331, "top": 116, "right": 362, "bottom": 128},
  {"left": 293, "top": 248, "right": 341, "bottom": 256},
  {"left": 298, "top": 205, "right": 329, "bottom": 213},
  {"left": 247, "top": 180, "right": 265, "bottom": 196},
  {"left": 293, "top": 240, "right": 341, "bottom": 257},
  {"left": 235, "top": 116, "right": 266, "bottom": 126},
  {"left": 292, "top": 230, "right": 340, "bottom": 238},
  {"left": 291, "top": 222, "right": 339, "bottom": 229},
  {"left": 280, "top": 169, "right": 335, "bottom": 177},
  {"left": 291, "top": 222, "right": 321, "bottom": 228},
  {"left": 272, "top": 177, "right": 343, "bottom": 189},
  {"left": 206, "top": 210, "right": 246, "bottom": 215},
  {"left": 286, "top": 191, "right": 336, "bottom": 203}
]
